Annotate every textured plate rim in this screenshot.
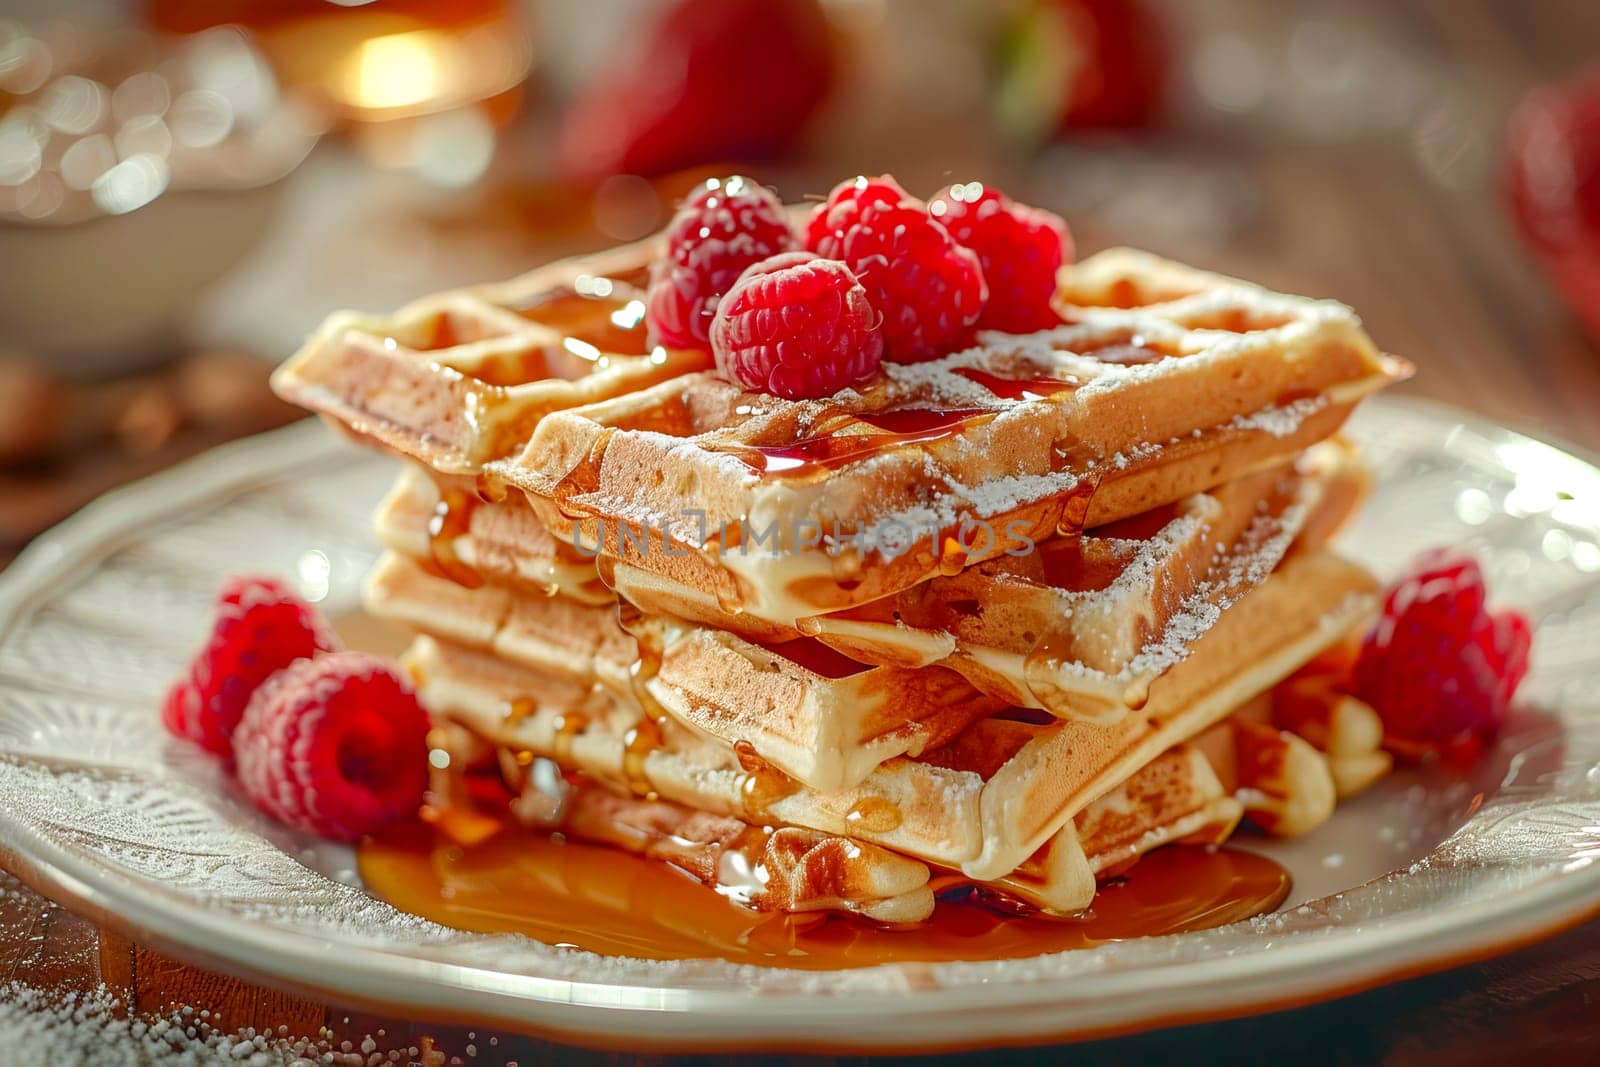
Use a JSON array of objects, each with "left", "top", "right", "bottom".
[{"left": 0, "top": 400, "right": 1597, "bottom": 1053}]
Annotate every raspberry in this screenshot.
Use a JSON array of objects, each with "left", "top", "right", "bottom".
[
  {"left": 709, "top": 251, "right": 883, "bottom": 399},
  {"left": 233, "top": 652, "right": 431, "bottom": 841},
  {"left": 928, "top": 182, "right": 1072, "bottom": 332},
  {"left": 163, "top": 575, "right": 340, "bottom": 755},
  {"left": 645, "top": 175, "right": 798, "bottom": 349},
  {"left": 1352, "top": 550, "right": 1533, "bottom": 751},
  {"left": 804, "top": 175, "right": 988, "bottom": 362}
]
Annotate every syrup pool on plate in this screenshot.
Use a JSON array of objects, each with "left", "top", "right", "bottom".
[{"left": 358, "top": 821, "right": 1291, "bottom": 969}]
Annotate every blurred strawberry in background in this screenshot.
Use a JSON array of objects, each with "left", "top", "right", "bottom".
[
  {"left": 1506, "top": 67, "right": 1600, "bottom": 348},
  {"left": 555, "top": 0, "right": 837, "bottom": 184},
  {"left": 995, "top": 0, "right": 1168, "bottom": 145}
]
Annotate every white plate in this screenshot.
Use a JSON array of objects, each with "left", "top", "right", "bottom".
[{"left": 0, "top": 397, "right": 1597, "bottom": 1054}]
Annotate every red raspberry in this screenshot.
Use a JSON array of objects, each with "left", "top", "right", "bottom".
[
  {"left": 804, "top": 175, "right": 988, "bottom": 362},
  {"left": 928, "top": 182, "right": 1072, "bottom": 333},
  {"left": 163, "top": 575, "right": 340, "bottom": 755},
  {"left": 1352, "top": 550, "right": 1533, "bottom": 751},
  {"left": 233, "top": 652, "right": 431, "bottom": 841},
  {"left": 710, "top": 251, "right": 883, "bottom": 399},
  {"left": 645, "top": 175, "right": 798, "bottom": 349}
]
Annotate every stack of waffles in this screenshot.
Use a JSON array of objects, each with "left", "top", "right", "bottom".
[{"left": 274, "top": 238, "right": 1411, "bottom": 923}]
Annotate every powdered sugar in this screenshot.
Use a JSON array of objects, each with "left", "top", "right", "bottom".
[
  {"left": 1039, "top": 469, "right": 1319, "bottom": 687},
  {"left": 1229, "top": 395, "right": 1329, "bottom": 438},
  {"left": 0, "top": 979, "right": 433, "bottom": 1065}
]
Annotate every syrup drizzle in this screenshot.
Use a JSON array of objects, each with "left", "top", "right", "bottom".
[
  {"left": 621, "top": 715, "right": 664, "bottom": 799},
  {"left": 710, "top": 566, "right": 746, "bottom": 615},
  {"left": 844, "top": 796, "right": 904, "bottom": 834},
  {"left": 615, "top": 601, "right": 671, "bottom": 798},
  {"left": 507, "top": 288, "right": 651, "bottom": 357},
  {"left": 550, "top": 711, "right": 588, "bottom": 766},
  {"left": 1087, "top": 343, "right": 1168, "bottom": 366},
  {"left": 358, "top": 825, "right": 1292, "bottom": 970},
  {"left": 473, "top": 470, "right": 508, "bottom": 504},
  {"left": 756, "top": 637, "right": 871, "bottom": 679},
  {"left": 954, "top": 367, "right": 1078, "bottom": 401},
  {"left": 503, "top": 697, "right": 537, "bottom": 727},
  {"left": 1053, "top": 473, "right": 1101, "bottom": 537},
  {"left": 733, "top": 740, "right": 799, "bottom": 823},
  {"left": 732, "top": 407, "right": 992, "bottom": 475},
  {"left": 937, "top": 532, "right": 970, "bottom": 576},
  {"left": 1022, "top": 631, "right": 1084, "bottom": 714},
  {"left": 426, "top": 487, "right": 484, "bottom": 589}
]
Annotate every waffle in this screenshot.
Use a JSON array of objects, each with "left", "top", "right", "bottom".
[
  {"left": 619, "top": 439, "right": 1368, "bottom": 722},
  {"left": 270, "top": 238, "right": 710, "bottom": 475},
  {"left": 416, "top": 625, "right": 1360, "bottom": 921},
  {"left": 397, "top": 547, "right": 1375, "bottom": 883},
  {"left": 366, "top": 552, "right": 1008, "bottom": 792},
  {"left": 275, "top": 237, "right": 1406, "bottom": 627},
  {"left": 486, "top": 248, "right": 1407, "bottom": 626},
  {"left": 375, "top": 465, "right": 610, "bottom": 604},
  {"left": 366, "top": 442, "right": 1362, "bottom": 797},
  {"left": 277, "top": 223, "right": 1406, "bottom": 925}
]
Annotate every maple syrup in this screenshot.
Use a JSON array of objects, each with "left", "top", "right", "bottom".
[
  {"left": 548, "top": 428, "right": 616, "bottom": 512},
  {"left": 358, "top": 824, "right": 1291, "bottom": 969},
  {"left": 1052, "top": 473, "right": 1102, "bottom": 538},
  {"left": 473, "top": 470, "right": 508, "bottom": 504},
  {"left": 710, "top": 567, "right": 747, "bottom": 615},
  {"left": 425, "top": 310, "right": 468, "bottom": 351},
  {"left": 621, "top": 715, "right": 664, "bottom": 798},
  {"left": 937, "top": 533, "right": 970, "bottom": 576},
  {"left": 619, "top": 604, "right": 681, "bottom": 743},
  {"left": 733, "top": 740, "right": 799, "bottom": 822},
  {"left": 1027, "top": 540, "right": 1110, "bottom": 596},
  {"left": 460, "top": 283, "right": 662, "bottom": 387},
  {"left": 732, "top": 407, "right": 993, "bottom": 475},
  {"left": 609, "top": 610, "right": 733, "bottom": 800},
  {"left": 756, "top": 637, "right": 871, "bottom": 679},
  {"left": 508, "top": 288, "right": 651, "bottom": 357},
  {"left": 426, "top": 487, "right": 485, "bottom": 589},
  {"left": 1089, "top": 343, "right": 1168, "bottom": 366},
  {"left": 550, "top": 712, "right": 588, "bottom": 766},
  {"left": 503, "top": 697, "right": 538, "bottom": 728},
  {"left": 954, "top": 367, "right": 1078, "bottom": 401},
  {"left": 1022, "top": 632, "right": 1078, "bottom": 712},
  {"left": 844, "top": 796, "right": 904, "bottom": 834}
]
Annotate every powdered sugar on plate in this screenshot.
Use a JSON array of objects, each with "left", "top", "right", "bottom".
[{"left": 0, "top": 980, "right": 443, "bottom": 1066}]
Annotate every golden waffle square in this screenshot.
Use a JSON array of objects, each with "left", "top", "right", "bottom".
[
  {"left": 400, "top": 548, "right": 1376, "bottom": 882},
  {"left": 620, "top": 439, "right": 1367, "bottom": 724},
  {"left": 270, "top": 239, "right": 710, "bottom": 475},
  {"left": 488, "top": 248, "right": 1406, "bottom": 626},
  {"left": 364, "top": 551, "right": 636, "bottom": 701},
  {"left": 374, "top": 466, "right": 610, "bottom": 605},
  {"left": 366, "top": 552, "right": 1008, "bottom": 793}
]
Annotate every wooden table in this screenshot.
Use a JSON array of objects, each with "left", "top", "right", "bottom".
[{"left": 3, "top": 0, "right": 1598, "bottom": 1061}]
